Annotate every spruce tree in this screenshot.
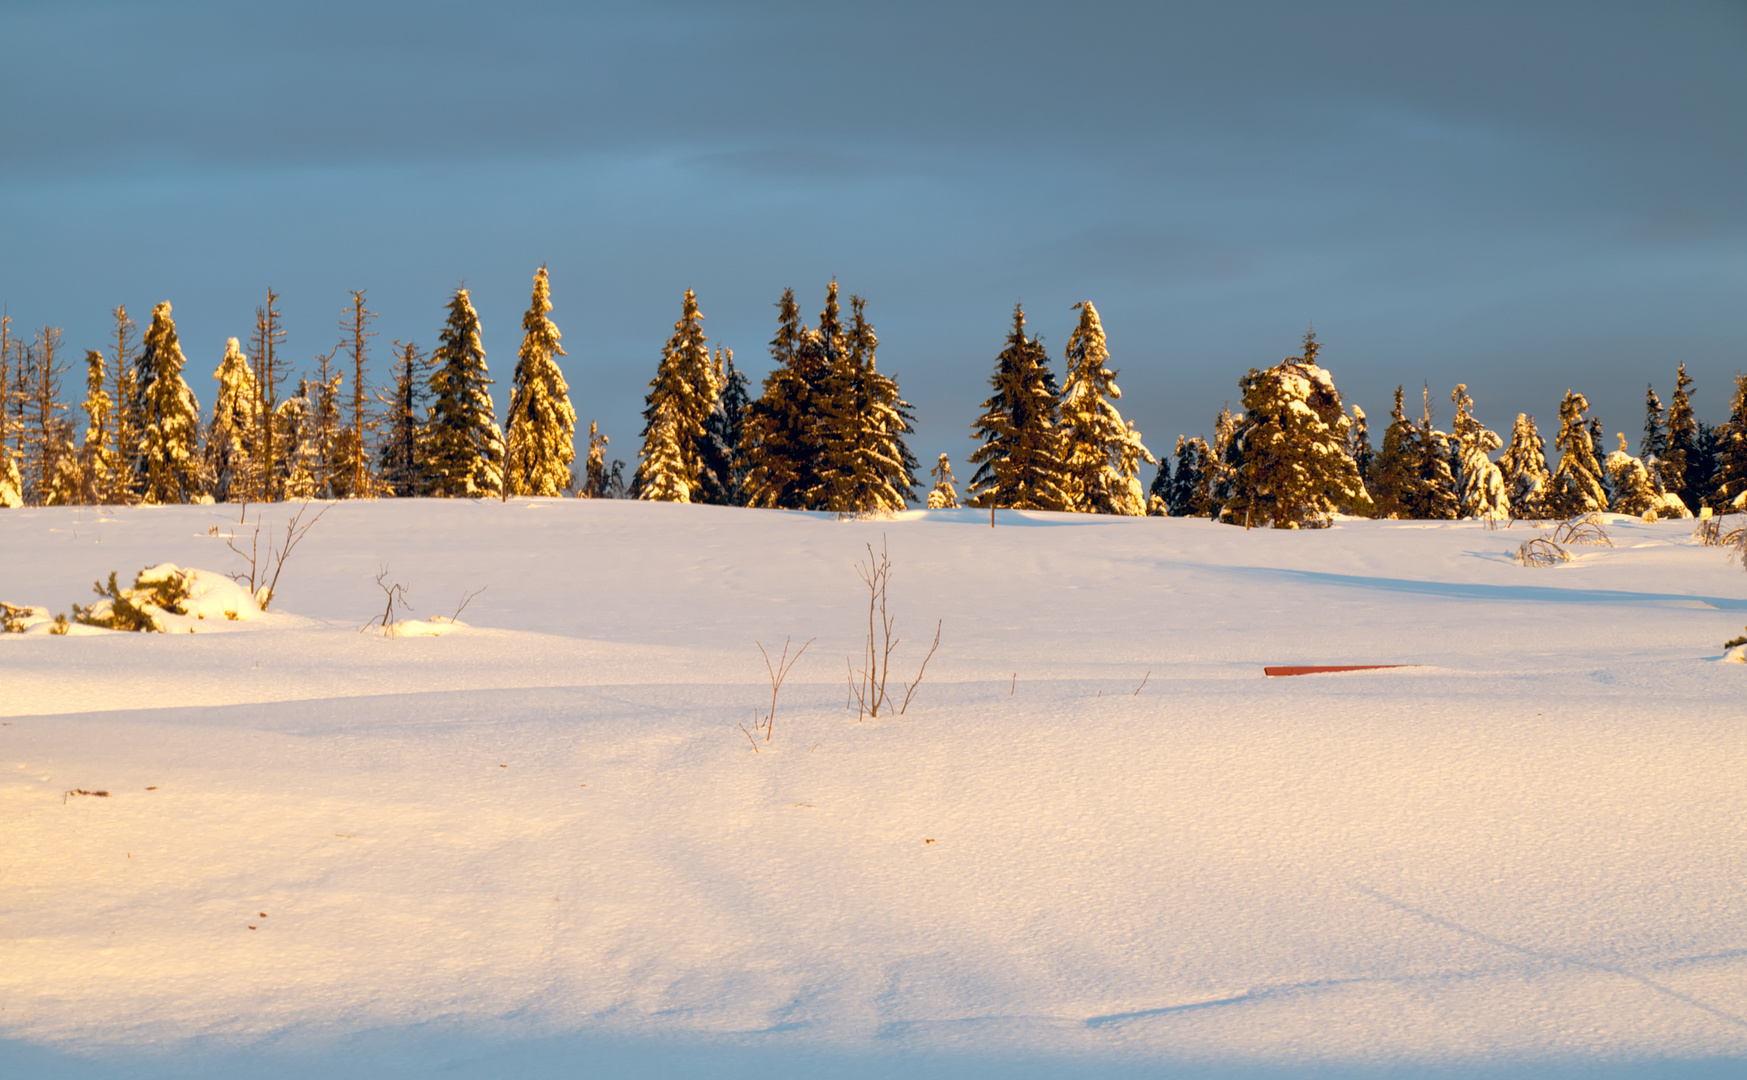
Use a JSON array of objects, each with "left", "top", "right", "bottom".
[
  {"left": 1148, "top": 445, "right": 1175, "bottom": 515},
  {"left": 1691, "top": 422, "right": 1723, "bottom": 511},
  {"left": 275, "top": 381, "right": 319, "bottom": 500},
  {"left": 206, "top": 338, "right": 260, "bottom": 503},
  {"left": 927, "top": 454, "right": 961, "bottom": 508},
  {"left": 1406, "top": 387, "right": 1459, "bottom": 520},
  {"left": 425, "top": 288, "right": 503, "bottom": 498},
  {"left": 636, "top": 289, "right": 716, "bottom": 502},
  {"left": 1220, "top": 331, "right": 1366, "bottom": 528},
  {"left": 696, "top": 347, "right": 749, "bottom": 505},
  {"left": 1497, "top": 413, "right": 1553, "bottom": 520},
  {"left": 579, "top": 420, "right": 617, "bottom": 499},
  {"left": 1548, "top": 391, "right": 1607, "bottom": 517},
  {"left": 967, "top": 304, "right": 1070, "bottom": 510},
  {"left": 377, "top": 340, "right": 431, "bottom": 497},
  {"left": 505, "top": 266, "right": 577, "bottom": 497},
  {"left": 1169, "top": 436, "right": 1215, "bottom": 517},
  {"left": 819, "top": 294, "right": 916, "bottom": 514},
  {"left": 1640, "top": 384, "right": 1667, "bottom": 463},
  {"left": 1059, "top": 301, "right": 1153, "bottom": 515},
  {"left": 1449, "top": 383, "right": 1506, "bottom": 520},
  {"left": 135, "top": 303, "right": 204, "bottom": 504},
  {"left": 637, "top": 406, "right": 691, "bottom": 503},
  {"left": 26, "top": 327, "right": 70, "bottom": 506},
  {"left": 1663, "top": 364, "right": 1697, "bottom": 508},
  {"left": 1605, "top": 433, "right": 1660, "bottom": 516},
  {"left": 743, "top": 287, "right": 829, "bottom": 509},
  {"left": 1712, "top": 374, "right": 1747, "bottom": 510},
  {"left": 79, "top": 349, "right": 114, "bottom": 505},
  {"left": 1367, "top": 387, "right": 1417, "bottom": 519},
  {"left": 308, "top": 350, "right": 344, "bottom": 499},
  {"left": 1348, "top": 404, "right": 1376, "bottom": 508}
]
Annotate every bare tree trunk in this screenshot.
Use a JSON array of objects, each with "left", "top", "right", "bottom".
[
  {"left": 343, "top": 290, "right": 376, "bottom": 498},
  {"left": 251, "top": 290, "right": 286, "bottom": 502},
  {"left": 107, "top": 306, "right": 139, "bottom": 505}
]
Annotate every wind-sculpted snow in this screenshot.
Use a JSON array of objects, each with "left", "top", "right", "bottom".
[{"left": 0, "top": 501, "right": 1743, "bottom": 1078}]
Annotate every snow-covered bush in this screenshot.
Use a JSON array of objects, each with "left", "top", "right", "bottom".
[
  {"left": 2, "top": 601, "right": 51, "bottom": 633},
  {"left": 73, "top": 564, "right": 262, "bottom": 632}
]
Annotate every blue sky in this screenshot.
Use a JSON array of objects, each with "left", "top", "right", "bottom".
[{"left": 3, "top": 0, "right": 1744, "bottom": 476}]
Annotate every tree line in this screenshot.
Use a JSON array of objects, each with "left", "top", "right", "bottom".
[{"left": 2, "top": 274, "right": 1743, "bottom": 527}]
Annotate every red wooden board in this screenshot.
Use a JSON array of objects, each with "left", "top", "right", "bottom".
[{"left": 1263, "top": 664, "right": 1410, "bottom": 677}]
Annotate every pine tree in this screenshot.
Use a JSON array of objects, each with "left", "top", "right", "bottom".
[
  {"left": 78, "top": 349, "right": 114, "bottom": 505},
  {"left": 1169, "top": 436, "right": 1215, "bottom": 517},
  {"left": 1605, "top": 433, "right": 1660, "bottom": 516},
  {"left": 636, "top": 289, "right": 716, "bottom": 502},
  {"left": 1209, "top": 406, "right": 1243, "bottom": 516},
  {"left": 106, "top": 306, "right": 140, "bottom": 504},
  {"left": 338, "top": 290, "right": 378, "bottom": 499},
  {"left": 42, "top": 420, "right": 81, "bottom": 506},
  {"left": 1218, "top": 331, "right": 1365, "bottom": 528},
  {"left": 1401, "top": 386, "right": 1458, "bottom": 520},
  {"left": 819, "top": 294, "right": 916, "bottom": 514},
  {"left": 425, "top": 288, "right": 503, "bottom": 498},
  {"left": 696, "top": 347, "right": 749, "bottom": 505},
  {"left": 927, "top": 454, "right": 961, "bottom": 508},
  {"left": 967, "top": 304, "right": 1070, "bottom": 510},
  {"left": 1449, "top": 383, "right": 1506, "bottom": 520},
  {"left": 743, "top": 287, "right": 830, "bottom": 509},
  {"left": 1497, "top": 413, "right": 1553, "bottom": 520},
  {"left": 134, "top": 303, "right": 204, "bottom": 504},
  {"left": 1548, "top": 391, "right": 1607, "bottom": 517},
  {"left": 1367, "top": 387, "right": 1416, "bottom": 518},
  {"left": 206, "top": 338, "right": 259, "bottom": 503},
  {"left": 1663, "top": 364, "right": 1697, "bottom": 508},
  {"left": 504, "top": 266, "right": 577, "bottom": 497},
  {"left": 377, "top": 340, "right": 431, "bottom": 497},
  {"left": 1712, "top": 374, "right": 1747, "bottom": 510},
  {"left": 1059, "top": 302, "right": 1153, "bottom": 515}
]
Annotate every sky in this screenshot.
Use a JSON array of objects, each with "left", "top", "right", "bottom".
[{"left": 3, "top": 0, "right": 1745, "bottom": 479}]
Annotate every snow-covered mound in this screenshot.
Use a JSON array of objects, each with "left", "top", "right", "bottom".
[{"left": 1, "top": 501, "right": 1743, "bottom": 1079}]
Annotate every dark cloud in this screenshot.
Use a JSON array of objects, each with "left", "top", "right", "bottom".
[{"left": 2, "top": 0, "right": 1743, "bottom": 476}]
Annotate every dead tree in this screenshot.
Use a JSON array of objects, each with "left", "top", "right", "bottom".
[
  {"left": 340, "top": 290, "right": 377, "bottom": 498},
  {"left": 107, "top": 305, "right": 139, "bottom": 504},
  {"left": 250, "top": 290, "right": 288, "bottom": 501}
]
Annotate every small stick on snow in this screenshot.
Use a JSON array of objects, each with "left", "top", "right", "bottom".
[
  {"left": 898, "top": 619, "right": 942, "bottom": 715},
  {"left": 1133, "top": 670, "right": 1150, "bottom": 696}
]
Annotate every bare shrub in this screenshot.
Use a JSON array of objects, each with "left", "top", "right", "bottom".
[
  {"left": 1517, "top": 536, "right": 1570, "bottom": 567},
  {"left": 847, "top": 537, "right": 944, "bottom": 719},
  {"left": 742, "top": 636, "right": 813, "bottom": 751},
  {"left": 360, "top": 566, "right": 411, "bottom": 634},
  {"left": 226, "top": 502, "right": 331, "bottom": 610},
  {"left": 1551, "top": 513, "right": 1612, "bottom": 547}
]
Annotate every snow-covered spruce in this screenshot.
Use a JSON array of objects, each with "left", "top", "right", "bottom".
[
  {"left": 504, "top": 266, "right": 577, "bottom": 498},
  {"left": 425, "top": 288, "right": 504, "bottom": 498},
  {"left": 71, "top": 564, "right": 263, "bottom": 633},
  {"left": 1549, "top": 391, "right": 1608, "bottom": 518},
  {"left": 1058, "top": 301, "right": 1153, "bottom": 515},
  {"left": 1451, "top": 383, "right": 1508, "bottom": 520},
  {"left": 1219, "top": 331, "right": 1367, "bottom": 528},
  {"left": 133, "top": 302, "right": 204, "bottom": 505},
  {"left": 927, "top": 454, "right": 960, "bottom": 509},
  {"left": 636, "top": 289, "right": 717, "bottom": 503}
]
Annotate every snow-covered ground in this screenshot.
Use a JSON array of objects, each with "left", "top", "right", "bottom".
[{"left": 2, "top": 500, "right": 1744, "bottom": 1079}]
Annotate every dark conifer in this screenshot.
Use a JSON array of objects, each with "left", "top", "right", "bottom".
[
  {"left": 377, "top": 340, "right": 431, "bottom": 497},
  {"left": 1368, "top": 387, "right": 1417, "bottom": 519},
  {"left": 424, "top": 289, "right": 503, "bottom": 498},
  {"left": 967, "top": 304, "right": 1069, "bottom": 510},
  {"left": 1712, "top": 375, "right": 1747, "bottom": 510},
  {"left": 1664, "top": 364, "right": 1697, "bottom": 508},
  {"left": 743, "top": 287, "right": 829, "bottom": 509},
  {"left": 696, "top": 346, "right": 749, "bottom": 505}
]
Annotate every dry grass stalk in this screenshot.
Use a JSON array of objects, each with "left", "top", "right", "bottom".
[{"left": 1517, "top": 536, "right": 1570, "bottom": 567}]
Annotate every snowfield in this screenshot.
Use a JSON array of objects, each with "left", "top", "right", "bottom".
[{"left": 2, "top": 500, "right": 1744, "bottom": 1079}]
